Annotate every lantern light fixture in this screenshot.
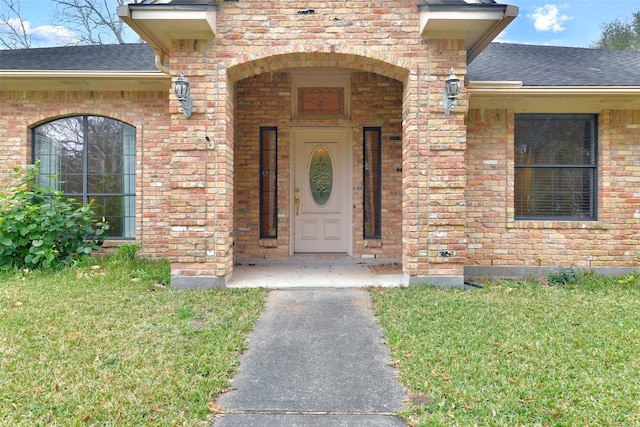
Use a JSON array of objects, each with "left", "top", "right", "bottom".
[
  {"left": 173, "top": 71, "right": 193, "bottom": 118},
  {"left": 443, "top": 67, "right": 461, "bottom": 115}
]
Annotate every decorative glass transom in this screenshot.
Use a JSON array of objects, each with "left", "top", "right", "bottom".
[{"left": 309, "top": 146, "right": 333, "bottom": 206}]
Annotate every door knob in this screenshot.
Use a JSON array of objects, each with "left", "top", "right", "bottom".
[{"left": 295, "top": 195, "right": 300, "bottom": 216}]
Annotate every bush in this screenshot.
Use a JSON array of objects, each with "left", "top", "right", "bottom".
[
  {"left": 0, "top": 163, "right": 109, "bottom": 270},
  {"left": 547, "top": 267, "right": 579, "bottom": 285}
]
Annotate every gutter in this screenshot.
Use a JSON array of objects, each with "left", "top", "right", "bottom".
[
  {"left": 467, "top": 81, "right": 640, "bottom": 95},
  {"left": 126, "top": 3, "right": 219, "bottom": 12},
  {"left": 0, "top": 70, "right": 170, "bottom": 91},
  {"left": 0, "top": 70, "right": 168, "bottom": 79}
]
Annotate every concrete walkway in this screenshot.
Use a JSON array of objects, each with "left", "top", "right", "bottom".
[{"left": 211, "top": 289, "right": 408, "bottom": 426}]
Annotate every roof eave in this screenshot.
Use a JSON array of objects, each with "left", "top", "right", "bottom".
[
  {"left": 467, "top": 81, "right": 640, "bottom": 94},
  {"left": 117, "top": 3, "right": 217, "bottom": 58},
  {"left": 419, "top": 4, "right": 519, "bottom": 63},
  {"left": 467, "top": 80, "right": 640, "bottom": 112},
  {"left": 0, "top": 70, "right": 171, "bottom": 91}
]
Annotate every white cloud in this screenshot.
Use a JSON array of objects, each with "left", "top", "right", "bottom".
[
  {"left": 31, "top": 25, "right": 78, "bottom": 45},
  {"left": 0, "top": 17, "right": 78, "bottom": 46},
  {"left": 527, "top": 4, "right": 572, "bottom": 32}
]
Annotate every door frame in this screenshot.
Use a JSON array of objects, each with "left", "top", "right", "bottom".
[{"left": 290, "top": 126, "right": 353, "bottom": 256}]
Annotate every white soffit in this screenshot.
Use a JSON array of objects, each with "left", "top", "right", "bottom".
[
  {"left": 420, "top": 4, "right": 518, "bottom": 62},
  {"left": 118, "top": 3, "right": 217, "bottom": 56}
]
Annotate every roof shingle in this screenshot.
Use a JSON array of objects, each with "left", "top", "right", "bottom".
[
  {"left": 2, "top": 42, "right": 640, "bottom": 87},
  {"left": 468, "top": 43, "right": 640, "bottom": 86},
  {"left": 0, "top": 43, "right": 157, "bottom": 71}
]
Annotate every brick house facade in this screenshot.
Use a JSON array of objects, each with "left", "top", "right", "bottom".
[{"left": 1, "top": 0, "right": 639, "bottom": 288}]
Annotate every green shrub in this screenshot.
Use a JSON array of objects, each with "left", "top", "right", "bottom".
[
  {"left": 0, "top": 163, "right": 109, "bottom": 270},
  {"left": 547, "top": 267, "right": 579, "bottom": 285}
]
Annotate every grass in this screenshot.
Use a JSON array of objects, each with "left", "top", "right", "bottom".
[
  {"left": 4, "top": 259, "right": 639, "bottom": 426},
  {"left": 371, "top": 273, "right": 640, "bottom": 426},
  {"left": 0, "top": 256, "right": 266, "bottom": 426}
]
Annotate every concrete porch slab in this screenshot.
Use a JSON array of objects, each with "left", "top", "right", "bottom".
[{"left": 227, "top": 261, "right": 405, "bottom": 289}]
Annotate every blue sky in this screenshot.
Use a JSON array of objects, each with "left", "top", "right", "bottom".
[
  {"left": 498, "top": 0, "right": 640, "bottom": 47},
  {"left": 2, "top": 0, "right": 640, "bottom": 48}
]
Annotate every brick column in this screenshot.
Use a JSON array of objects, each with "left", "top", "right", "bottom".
[
  {"left": 402, "top": 40, "right": 467, "bottom": 287},
  {"left": 169, "top": 40, "right": 234, "bottom": 289}
]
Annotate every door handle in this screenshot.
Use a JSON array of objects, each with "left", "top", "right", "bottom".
[{"left": 295, "top": 195, "right": 300, "bottom": 216}]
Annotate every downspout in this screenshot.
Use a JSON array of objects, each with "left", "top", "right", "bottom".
[
  {"left": 117, "top": 4, "right": 170, "bottom": 75},
  {"left": 155, "top": 52, "right": 170, "bottom": 75}
]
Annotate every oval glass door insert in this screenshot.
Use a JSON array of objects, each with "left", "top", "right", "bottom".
[{"left": 309, "top": 146, "right": 333, "bottom": 206}]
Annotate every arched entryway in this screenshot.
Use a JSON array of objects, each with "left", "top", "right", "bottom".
[{"left": 229, "top": 51, "right": 408, "bottom": 270}]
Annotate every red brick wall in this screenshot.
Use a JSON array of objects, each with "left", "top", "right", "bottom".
[
  {"left": 351, "top": 72, "right": 403, "bottom": 259},
  {"left": 234, "top": 72, "right": 292, "bottom": 259},
  {"left": 0, "top": 89, "right": 172, "bottom": 257},
  {"left": 215, "top": 1, "right": 421, "bottom": 60},
  {"left": 233, "top": 71, "right": 403, "bottom": 260},
  {"left": 2, "top": 0, "right": 475, "bottom": 283},
  {"left": 166, "top": 0, "right": 469, "bottom": 281},
  {"left": 466, "top": 108, "right": 640, "bottom": 268}
]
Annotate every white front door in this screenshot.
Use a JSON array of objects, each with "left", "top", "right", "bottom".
[{"left": 292, "top": 128, "right": 351, "bottom": 254}]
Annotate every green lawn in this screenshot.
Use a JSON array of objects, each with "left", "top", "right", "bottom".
[
  {"left": 0, "top": 258, "right": 265, "bottom": 426},
  {"left": 4, "top": 261, "right": 639, "bottom": 427},
  {"left": 371, "top": 275, "right": 640, "bottom": 426}
]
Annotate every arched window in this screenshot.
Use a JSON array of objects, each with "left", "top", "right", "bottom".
[{"left": 32, "top": 116, "right": 136, "bottom": 239}]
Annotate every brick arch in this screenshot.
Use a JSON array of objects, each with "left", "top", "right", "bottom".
[{"left": 225, "top": 44, "right": 410, "bottom": 83}]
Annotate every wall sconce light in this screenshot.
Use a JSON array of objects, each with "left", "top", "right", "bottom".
[
  {"left": 443, "top": 68, "right": 461, "bottom": 115},
  {"left": 173, "top": 71, "right": 193, "bottom": 118}
]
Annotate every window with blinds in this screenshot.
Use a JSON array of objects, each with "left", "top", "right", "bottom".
[{"left": 514, "top": 114, "right": 597, "bottom": 220}]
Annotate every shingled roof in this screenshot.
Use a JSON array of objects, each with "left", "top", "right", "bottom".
[
  {"left": 0, "top": 43, "right": 157, "bottom": 71},
  {"left": 468, "top": 43, "right": 640, "bottom": 86},
  {"left": 2, "top": 42, "right": 640, "bottom": 87}
]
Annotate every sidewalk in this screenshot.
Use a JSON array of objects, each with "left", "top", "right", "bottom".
[{"left": 211, "top": 289, "right": 408, "bottom": 426}]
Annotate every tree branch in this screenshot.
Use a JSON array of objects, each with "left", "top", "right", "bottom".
[
  {"left": 53, "top": 0, "right": 135, "bottom": 45},
  {"left": 0, "top": 0, "right": 32, "bottom": 49}
]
